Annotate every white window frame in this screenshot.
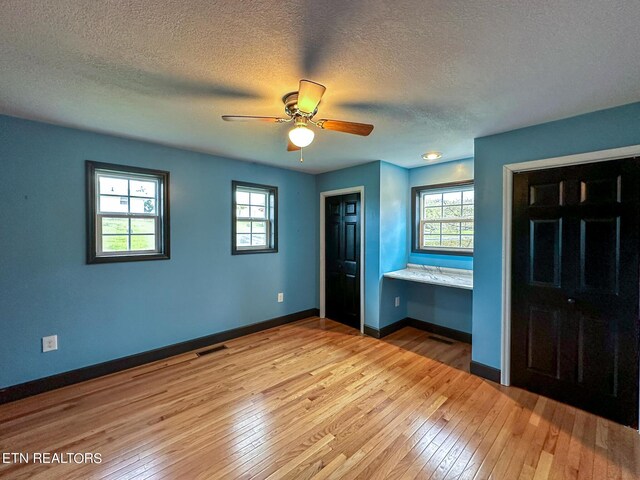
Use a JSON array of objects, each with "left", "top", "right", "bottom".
[
  {"left": 232, "top": 181, "right": 278, "bottom": 254},
  {"left": 95, "top": 173, "right": 161, "bottom": 256},
  {"left": 412, "top": 180, "right": 474, "bottom": 255}
]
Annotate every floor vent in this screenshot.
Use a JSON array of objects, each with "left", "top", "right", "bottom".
[
  {"left": 197, "top": 345, "right": 228, "bottom": 357},
  {"left": 428, "top": 335, "right": 454, "bottom": 345}
]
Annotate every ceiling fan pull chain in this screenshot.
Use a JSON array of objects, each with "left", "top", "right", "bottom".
[{"left": 300, "top": 148, "right": 304, "bottom": 163}]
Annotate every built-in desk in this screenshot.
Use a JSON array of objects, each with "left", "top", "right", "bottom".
[{"left": 383, "top": 264, "right": 473, "bottom": 290}]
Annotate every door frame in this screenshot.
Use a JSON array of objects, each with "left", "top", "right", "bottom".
[
  {"left": 320, "top": 186, "right": 365, "bottom": 333},
  {"left": 501, "top": 144, "right": 640, "bottom": 424}
]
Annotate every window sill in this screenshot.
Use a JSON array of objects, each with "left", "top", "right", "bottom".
[
  {"left": 412, "top": 247, "right": 473, "bottom": 257},
  {"left": 231, "top": 248, "right": 278, "bottom": 256},
  {"left": 88, "top": 253, "right": 170, "bottom": 264}
]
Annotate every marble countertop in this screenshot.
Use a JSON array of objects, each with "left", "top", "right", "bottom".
[{"left": 383, "top": 264, "right": 473, "bottom": 290}]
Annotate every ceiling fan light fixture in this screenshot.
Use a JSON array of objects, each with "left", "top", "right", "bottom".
[
  {"left": 422, "top": 151, "right": 442, "bottom": 161},
  {"left": 288, "top": 124, "right": 315, "bottom": 148},
  {"left": 222, "top": 79, "right": 373, "bottom": 155}
]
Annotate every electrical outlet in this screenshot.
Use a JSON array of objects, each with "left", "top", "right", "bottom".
[
  {"left": 42, "top": 335, "right": 58, "bottom": 352},
  {"left": 277, "top": 292, "right": 284, "bottom": 303},
  {"left": 394, "top": 296, "right": 400, "bottom": 307}
]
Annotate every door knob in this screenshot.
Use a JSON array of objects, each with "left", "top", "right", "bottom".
[{"left": 567, "top": 298, "right": 576, "bottom": 304}]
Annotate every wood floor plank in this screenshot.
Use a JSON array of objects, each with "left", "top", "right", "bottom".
[
  {"left": 532, "top": 451, "right": 554, "bottom": 480},
  {"left": 547, "top": 405, "right": 578, "bottom": 480},
  {"left": 442, "top": 384, "right": 512, "bottom": 480},
  {"left": 452, "top": 388, "right": 523, "bottom": 480},
  {"left": 576, "top": 413, "right": 596, "bottom": 480},
  {"left": 467, "top": 390, "right": 537, "bottom": 479},
  {"left": 392, "top": 376, "right": 483, "bottom": 479},
  {"left": 519, "top": 397, "right": 558, "bottom": 478},
  {"left": 500, "top": 396, "right": 558, "bottom": 480},
  {"left": 0, "top": 317, "right": 637, "bottom": 480}
]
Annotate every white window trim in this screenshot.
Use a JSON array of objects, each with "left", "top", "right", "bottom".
[
  {"left": 413, "top": 181, "right": 474, "bottom": 255},
  {"left": 95, "top": 171, "right": 161, "bottom": 256},
  {"left": 235, "top": 186, "right": 271, "bottom": 250},
  {"left": 232, "top": 181, "right": 277, "bottom": 254}
]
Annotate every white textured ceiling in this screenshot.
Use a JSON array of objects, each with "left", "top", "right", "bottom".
[{"left": 1, "top": 1, "right": 639, "bottom": 173}]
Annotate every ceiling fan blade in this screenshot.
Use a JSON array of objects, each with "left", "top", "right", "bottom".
[
  {"left": 297, "top": 79, "right": 326, "bottom": 114},
  {"left": 222, "top": 115, "right": 287, "bottom": 122},
  {"left": 315, "top": 119, "right": 374, "bottom": 136},
  {"left": 287, "top": 139, "right": 301, "bottom": 152}
]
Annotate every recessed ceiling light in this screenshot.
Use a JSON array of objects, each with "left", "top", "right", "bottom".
[{"left": 422, "top": 151, "right": 442, "bottom": 161}]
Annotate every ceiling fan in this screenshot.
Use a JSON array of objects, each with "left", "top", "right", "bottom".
[{"left": 222, "top": 79, "right": 374, "bottom": 152}]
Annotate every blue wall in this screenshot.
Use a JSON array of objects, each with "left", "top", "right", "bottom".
[
  {"left": 316, "top": 159, "right": 475, "bottom": 333},
  {"left": 379, "top": 162, "right": 409, "bottom": 328},
  {"left": 398, "top": 158, "right": 475, "bottom": 333},
  {"left": 316, "top": 161, "right": 381, "bottom": 328},
  {"left": 473, "top": 102, "right": 640, "bottom": 370},
  {"left": 408, "top": 158, "right": 474, "bottom": 270},
  {"left": 0, "top": 115, "right": 319, "bottom": 388},
  {"left": 11, "top": 101, "right": 635, "bottom": 386},
  {"left": 405, "top": 283, "right": 472, "bottom": 333}
]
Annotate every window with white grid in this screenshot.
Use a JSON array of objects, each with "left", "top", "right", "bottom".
[
  {"left": 87, "top": 161, "right": 170, "bottom": 264},
  {"left": 232, "top": 181, "right": 277, "bottom": 254},
  {"left": 414, "top": 182, "right": 474, "bottom": 253}
]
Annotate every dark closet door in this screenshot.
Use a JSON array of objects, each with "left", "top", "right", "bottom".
[
  {"left": 511, "top": 157, "right": 640, "bottom": 427},
  {"left": 325, "top": 193, "right": 361, "bottom": 329}
]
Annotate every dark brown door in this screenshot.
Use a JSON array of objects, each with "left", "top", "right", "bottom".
[
  {"left": 511, "top": 157, "right": 640, "bottom": 427},
  {"left": 325, "top": 193, "right": 361, "bottom": 329}
]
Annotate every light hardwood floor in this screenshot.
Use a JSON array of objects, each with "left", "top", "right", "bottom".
[{"left": 0, "top": 317, "right": 638, "bottom": 479}]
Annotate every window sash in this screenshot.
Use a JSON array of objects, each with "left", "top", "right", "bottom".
[
  {"left": 235, "top": 218, "right": 271, "bottom": 250},
  {"left": 416, "top": 183, "right": 474, "bottom": 252},
  {"left": 419, "top": 220, "right": 474, "bottom": 249},
  {"left": 234, "top": 184, "right": 276, "bottom": 252},
  {"left": 97, "top": 173, "right": 160, "bottom": 215},
  {"left": 96, "top": 214, "right": 160, "bottom": 255},
  {"left": 93, "top": 169, "right": 164, "bottom": 258}
]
